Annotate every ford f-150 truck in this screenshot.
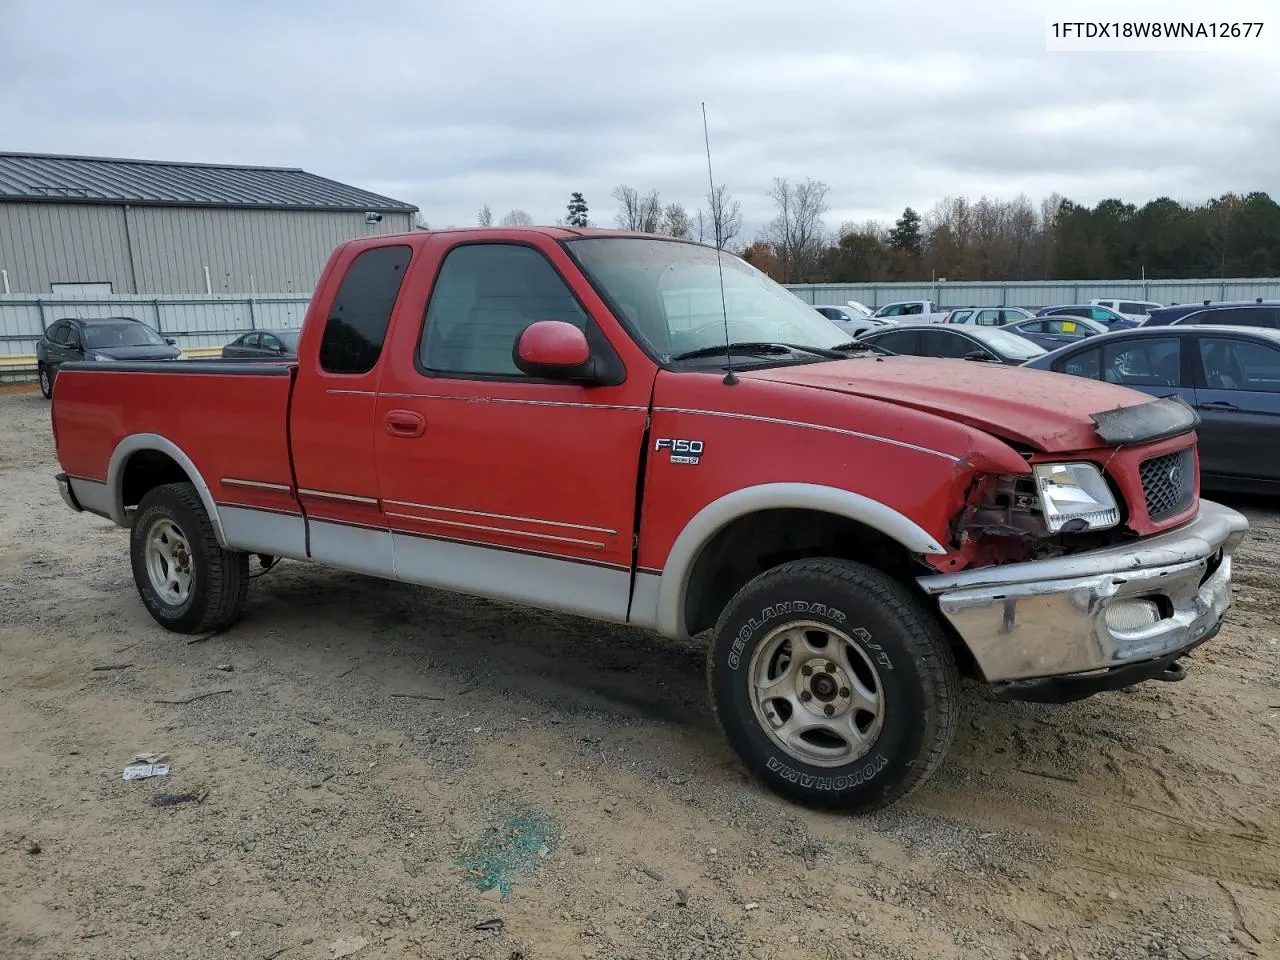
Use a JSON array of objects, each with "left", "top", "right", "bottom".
[{"left": 50, "top": 227, "right": 1249, "bottom": 812}]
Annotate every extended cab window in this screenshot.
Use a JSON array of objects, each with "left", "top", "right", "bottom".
[
  {"left": 421, "top": 243, "right": 590, "bottom": 377},
  {"left": 318, "top": 244, "right": 412, "bottom": 375}
]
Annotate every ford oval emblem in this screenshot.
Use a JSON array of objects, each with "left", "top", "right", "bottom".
[{"left": 1168, "top": 463, "right": 1183, "bottom": 488}]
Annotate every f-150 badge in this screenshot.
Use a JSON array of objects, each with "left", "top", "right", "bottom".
[{"left": 655, "top": 438, "right": 704, "bottom": 465}]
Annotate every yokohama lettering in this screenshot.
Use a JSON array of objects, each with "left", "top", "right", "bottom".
[{"left": 766, "top": 753, "right": 889, "bottom": 790}]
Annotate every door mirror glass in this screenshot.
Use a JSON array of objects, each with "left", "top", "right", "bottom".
[
  {"left": 164, "top": 337, "right": 177, "bottom": 346},
  {"left": 513, "top": 320, "right": 594, "bottom": 380}
]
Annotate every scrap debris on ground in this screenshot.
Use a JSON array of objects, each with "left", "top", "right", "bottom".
[{"left": 1, "top": 390, "right": 1277, "bottom": 959}]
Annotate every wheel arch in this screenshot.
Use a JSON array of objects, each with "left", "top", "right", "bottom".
[
  {"left": 651, "top": 483, "right": 947, "bottom": 639},
  {"left": 107, "top": 434, "right": 227, "bottom": 546}
]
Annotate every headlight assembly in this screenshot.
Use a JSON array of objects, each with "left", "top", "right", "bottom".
[{"left": 1032, "top": 462, "right": 1119, "bottom": 532}]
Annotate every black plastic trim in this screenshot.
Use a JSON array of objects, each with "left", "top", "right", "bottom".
[{"left": 57, "top": 360, "right": 295, "bottom": 376}]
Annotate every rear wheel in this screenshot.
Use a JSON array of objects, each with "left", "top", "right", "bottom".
[
  {"left": 129, "top": 482, "right": 249, "bottom": 634},
  {"left": 706, "top": 558, "right": 959, "bottom": 811},
  {"left": 38, "top": 364, "right": 52, "bottom": 399}
]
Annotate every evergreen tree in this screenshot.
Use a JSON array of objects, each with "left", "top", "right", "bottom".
[
  {"left": 566, "top": 192, "right": 589, "bottom": 228},
  {"left": 888, "top": 207, "right": 922, "bottom": 257}
]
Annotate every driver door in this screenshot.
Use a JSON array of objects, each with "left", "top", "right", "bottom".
[{"left": 373, "top": 236, "right": 656, "bottom": 622}]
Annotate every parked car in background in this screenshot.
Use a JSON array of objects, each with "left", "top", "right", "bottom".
[
  {"left": 1090, "top": 298, "right": 1163, "bottom": 323},
  {"left": 1140, "top": 300, "right": 1280, "bottom": 329},
  {"left": 1002, "top": 315, "right": 1108, "bottom": 350},
  {"left": 36, "top": 316, "right": 186, "bottom": 399},
  {"left": 855, "top": 322, "right": 1047, "bottom": 364},
  {"left": 221, "top": 328, "right": 301, "bottom": 360},
  {"left": 1036, "top": 304, "right": 1138, "bottom": 330},
  {"left": 944, "top": 306, "right": 1035, "bottom": 326},
  {"left": 1023, "top": 325, "right": 1280, "bottom": 493},
  {"left": 813, "top": 304, "right": 896, "bottom": 337},
  {"left": 869, "top": 300, "right": 951, "bottom": 324}
]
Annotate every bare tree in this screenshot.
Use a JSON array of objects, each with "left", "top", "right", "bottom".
[
  {"left": 706, "top": 184, "right": 742, "bottom": 250},
  {"left": 500, "top": 208, "right": 533, "bottom": 226},
  {"left": 760, "top": 177, "right": 830, "bottom": 282},
  {"left": 660, "top": 203, "right": 692, "bottom": 239},
  {"left": 412, "top": 212, "right": 430, "bottom": 230},
  {"left": 477, "top": 204, "right": 493, "bottom": 227},
  {"left": 613, "top": 185, "right": 662, "bottom": 232}
]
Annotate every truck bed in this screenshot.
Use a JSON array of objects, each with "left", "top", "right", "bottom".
[{"left": 52, "top": 361, "right": 298, "bottom": 534}]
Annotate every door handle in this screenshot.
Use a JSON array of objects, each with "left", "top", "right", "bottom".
[
  {"left": 384, "top": 410, "right": 426, "bottom": 438},
  {"left": 1198, "top": 401, "right": 1239, "bottom": 412}
]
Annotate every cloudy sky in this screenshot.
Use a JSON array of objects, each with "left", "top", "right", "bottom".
[{"left": 3, "top": 0, "right": 1277, "bottom": 236}]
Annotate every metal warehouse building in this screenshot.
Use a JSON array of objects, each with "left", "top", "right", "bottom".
[{"left": 0, "top": 152, "right": 419, "bottom": 296}]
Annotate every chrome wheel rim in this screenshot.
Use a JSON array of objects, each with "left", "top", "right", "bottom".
[
  {"left": 748, "top": 620, "right": 885, "bottom": 767},
  {"left": 144, "top": 518, "right": 194, "bottom": 606}
]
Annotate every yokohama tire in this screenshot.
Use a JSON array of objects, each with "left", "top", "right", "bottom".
[
  {"left": 129, "top": 482, "right": 249, "bottom": 634},
  {"left": 707, "top": 558, "right": 959, "bottom": 811}
]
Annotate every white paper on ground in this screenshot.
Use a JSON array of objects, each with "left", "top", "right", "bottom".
[{"left": 122, "top": 763, "right": 170, "bottom": 780}]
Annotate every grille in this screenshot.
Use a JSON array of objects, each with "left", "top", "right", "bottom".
[{"left": 1139, "top": 447, "right": 1195, "bottom": 521}]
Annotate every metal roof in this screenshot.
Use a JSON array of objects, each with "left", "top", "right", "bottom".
[{"left": 0, "top": 152, "right": 418, "bottom": 213}]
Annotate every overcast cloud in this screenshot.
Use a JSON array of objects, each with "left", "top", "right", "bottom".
[{"left": 2, "top": 0, "right": 1277, "bottom": 236}]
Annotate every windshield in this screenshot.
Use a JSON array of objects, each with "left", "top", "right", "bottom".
[
  {"left": 564, "top": 237, "right": 849, "bottom": 361},
  {"left": 971, "top": 327, "right": 1048, "bottom": 359},
  {"left": 82, "top": 320, "right": 165, "bottom": 349}
]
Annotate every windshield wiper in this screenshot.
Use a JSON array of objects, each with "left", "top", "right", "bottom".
[
  {"left": 829, "top": 341, "right": 893, "bottom": 355},
  {"left": 670, "top": 342, "right": 803, "bottom": 362}
]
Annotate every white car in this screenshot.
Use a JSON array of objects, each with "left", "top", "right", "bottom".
[
  {"left": 813, "top": 304, "right": 896, "bottom": 336},
  {"left": 871, "top": 300, "right": 951, "bottom": 325},
  {"left": 1090, "top": 298, "right": 1163, "bottom": 323}
]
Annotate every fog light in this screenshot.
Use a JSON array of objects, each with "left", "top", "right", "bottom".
[{"left": 1104, "top": 599, "right": 1162, "bottom": 632}]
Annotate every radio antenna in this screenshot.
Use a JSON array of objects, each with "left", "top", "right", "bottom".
[{"left": 702, "top": 102, "right": 737, "bottom": 386}]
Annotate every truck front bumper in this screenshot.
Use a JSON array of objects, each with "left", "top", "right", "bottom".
[{"left": 916, "top": 499, "right": 1249, "bottom": 699}]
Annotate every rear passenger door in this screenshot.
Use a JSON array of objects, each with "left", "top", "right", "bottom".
[
  {"left": 288, "top": 242, "right": 415, "bottom": 575},
  {"left": 1191, "top": 334, "right": 1280, "bottom": 483}
]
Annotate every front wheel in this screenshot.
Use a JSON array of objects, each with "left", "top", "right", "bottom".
[
  {"left": 707, "top": 558, "right": 959, "bottom": 811},
  {"left": 38, "top": 364, "right": 53, "bottom": 399},
  {"left": 129, "top": 482, "right": 249, "bottom": 634}
]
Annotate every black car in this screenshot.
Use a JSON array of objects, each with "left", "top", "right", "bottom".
[
  {"left": 1022, "top": 325, "right": 1280, "bottom": 493},
  {"left": 221, "top": 328, "right": 301, "bottom": 360},
  {"left": 855, "top": 323, "right": 1047, "bottom": 364},
  {"left": 1140, "top": 300, "right": 1280, "bottom": 328},
  {"left": 35, "top": 316, "right": 184, "bottom": 399},
  {"left": 1002, "top": 315, "right": 1109, "bottom": 350}
]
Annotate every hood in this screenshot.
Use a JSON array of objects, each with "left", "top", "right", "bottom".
[
  {"left": 744, "top": 356, "right": 1174, "bottom": 451},
  {"left": 92, "top": 345, "right": 182, "bottom": 361}
]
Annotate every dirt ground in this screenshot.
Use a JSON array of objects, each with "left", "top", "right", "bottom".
[{"left": 1, "top": 389, "right": 1277, "bottom": 960}]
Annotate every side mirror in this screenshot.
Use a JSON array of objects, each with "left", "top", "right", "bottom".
[
  {"left": 513, "top": 321, "right": 596, "bottom": 382},
  {"left": 164, "top": 337, "right": 177, "bottom": 346},
  {"left": 964, "top": 350, "right": 992, "bottom": 361}
]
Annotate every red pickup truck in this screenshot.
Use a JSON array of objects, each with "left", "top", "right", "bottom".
[{"left": 50, "top": 227, "right": 1249, "bottom": 811}]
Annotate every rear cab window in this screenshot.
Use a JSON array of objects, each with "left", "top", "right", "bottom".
[{"left": 318, "top": 244, "right": 413, "bottom": 375}]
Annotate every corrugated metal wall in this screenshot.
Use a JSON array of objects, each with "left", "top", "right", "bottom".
[
  {"left": 0, "top": 203, "right": 134, "bottom": 294},
  {"left": 0, "top": 293, "right": 310, "bottom": 357},
  {"left": 125, "top": 207, "right": 413, "bottom": 294},
  {"left": 786, "top": 278, "right": 1280, "bottom": 309},
  {"left": 0, "top": 202, "right": 413, "bottom": 296}
]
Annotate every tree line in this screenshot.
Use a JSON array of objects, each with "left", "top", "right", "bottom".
[{"left": 468, "top": 185, "right": 1280, "bottom": 283}]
